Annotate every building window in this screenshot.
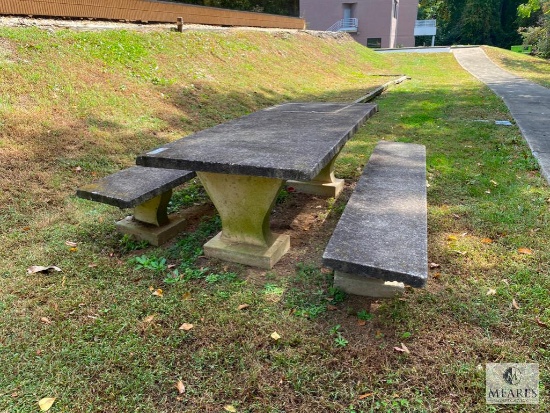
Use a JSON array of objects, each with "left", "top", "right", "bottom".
[{"left": 367, "top": 38, "right": 382, "bottom": 48}]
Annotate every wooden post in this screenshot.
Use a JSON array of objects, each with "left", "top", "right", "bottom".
[{"left": 176, "top": 17, "right": 184, "bottom": 32}]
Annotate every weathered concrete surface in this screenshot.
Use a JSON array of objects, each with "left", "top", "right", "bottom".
[
  {"left": 323, "top": 141, "right": 428, "bottom": 290},
  {"left": 116, "top": 211, "right": 190, "bottom": 246},
  {"left": 197, "top": 171, "right": 290, "bottom": 268},
  {"left": 76, "top": 166, "right": 195, "bottom": 208},
  {"left": 334, "top": 271, "right": 405, "bottom": 298},
  {"left": 286, "top": 156, "right": 345, "bottom": 198},
  {"left": 204, "top": 232, "right": 290, "bottom": 269},
  {"left": 453, "top": 47, "right": 550, "bottom": 183},
  {"left": 136, "top": 103, "right": 378, "bottom": 181}
]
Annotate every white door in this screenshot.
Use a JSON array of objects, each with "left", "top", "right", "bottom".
[{"left": 343, "top": 4, "right": 352, "bottom": 20}]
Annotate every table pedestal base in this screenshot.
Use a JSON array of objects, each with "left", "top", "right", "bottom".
[
  {"left": 197, "top": 171, "right": 289, "bottom": 269},
  {"left": 116, "top": 211, "right": 189, "bottom": 246},
  {"left": 286, "top": 178, "right": 344, "bottom": 198},
  {"left": 334, "top": 271, "right": 404, "bottom": 298},
  {"left": 286, "top": 156, "right": 344, "bottom": 198},
  {"left": 204, "top": 232, "right": 290, "bottom": 269}
]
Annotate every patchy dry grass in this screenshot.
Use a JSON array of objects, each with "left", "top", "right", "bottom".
[
  {"left": 0, "top": 26, "right": 548, "bottom": 412},
  {"left": 484, "top": 45, "right": 550, "bottom": 88}
]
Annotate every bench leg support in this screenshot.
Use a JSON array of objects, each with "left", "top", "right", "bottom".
[
  {"left": 133, "top": 190, "right": 171, "bottom": 226},
  {"left": 286, "top": 156, "right": 344, "bottom": 198},
  {"left": 334, "top": 271, "right": 405, "bottom": 298},
  {"left": 198, "top": 171, "right": 290, "bottom": 269},
  {"left": 115, "top": 190, "right": 189, "bottom": 246}
]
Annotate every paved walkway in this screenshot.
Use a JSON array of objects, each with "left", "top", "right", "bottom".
[{"left": 453, "top": 47, "right": 550, "bottom": 183}]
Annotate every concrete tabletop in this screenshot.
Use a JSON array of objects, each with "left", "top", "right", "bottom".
[{"left": 136, "top": 102, "right": 378, "bottom": 181}]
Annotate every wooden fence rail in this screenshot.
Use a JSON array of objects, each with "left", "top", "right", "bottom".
[{"left": 0, "top": 0, "right": 305, "bottom": 30}]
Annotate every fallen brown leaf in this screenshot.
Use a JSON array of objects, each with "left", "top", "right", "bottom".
[
  {"left": 270, "top": 332, "right": 281, "bottom": 341},
  {"left": 432, "top": 272, "right": 441, "bottom": 279},
  {"left": 65, "top": 241, "right": 78, "bottom": 247},
  {"left": 38, "top": 397, "right": 56, "bottom": 411},
  {"left": 151, "top": 289, "right": 163, "bottom": 297},
  {"left": 143, "top": 315, "right": 156, "bottom": 323},
  {"left": 327, "top": 304, "right": 338, "bottom": 311},
  {"left": 535, "top": 317, "right": 548, "bottom": 328},
  {"left": 40, "top": 317, "right": 52, "bottom": 325},
  {"left": 481, "top": 238, "right": 493, "bottom": 244},
  {"left": 486, "top": 288, "right": 497, "bottom": 296},
  {"left": 358, "top": 393, "right": 374, "bottom": 400},
  {"left": 518, "top": 247, "right": 533, "bottom": 255},
  {"left": 179, "top": 323, "right": 194, "bottom": 331},
  {"left": 357, "top": 319, "right": 367, "bottom": 326},
  {"left": 176, "top": 380, "right": 185, "bottom": 394},
  {"left": 394, "top": 343, "right": 410, "bottom": 354},
  {"left": 512, "top": 299, "right": 520, "bottom": 310},
  {"left": 237, "top": 304, "right": 250, "bottom": 310}
]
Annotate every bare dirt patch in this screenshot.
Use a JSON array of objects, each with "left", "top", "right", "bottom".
[{"left": 0, "top": 37, "right": 16, "bottom": 62}]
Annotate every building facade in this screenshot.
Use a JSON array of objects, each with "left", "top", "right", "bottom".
[{"left": 300, "top": 0, "right": 420, "bottom": 48}]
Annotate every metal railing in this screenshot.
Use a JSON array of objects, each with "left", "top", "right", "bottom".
[
  {"left": 327, "top": 18, "right": 358, "bottom": 32},
  {"left": 414, "top": 19, "right": 437, "bottom": 37},
  {"left": 415, "top": 19, "right": 436, "bottom": 28}
]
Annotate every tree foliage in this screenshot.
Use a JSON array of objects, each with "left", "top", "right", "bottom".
[
  {"left": 419, "top": 0, "right": 524, "bottom": 48},
  {"left": 517, "top": 0, "right": 550, "bottom": 56}
]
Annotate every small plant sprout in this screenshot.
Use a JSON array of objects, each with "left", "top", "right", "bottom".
[
  {"left": 119, "top": 234, "right": 149, "bottom": 252},
  {"left": 163, "top": 269, "right": 183, "bottom": 284},
  {"left": 357, "top": 309, "right": 373, "bottom": 321},
  {"left": 328, "top": 286, "right": 346, "bottom": 303},
  {"left": 334, "top": 332, "right": 349, "bottom": 348},
  {"left": 329, "top": 324, "right": 341, "bottom": 335},
  {"left": 131, "top": 255, "right": 168, "bottom": 272}
]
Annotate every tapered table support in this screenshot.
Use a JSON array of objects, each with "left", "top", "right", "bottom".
[
  {"left": 286, "top": 155, "right": 344, "bottom": 198},
  {"left": 197, "top": 171, "right": 290, "bottom": 269}
]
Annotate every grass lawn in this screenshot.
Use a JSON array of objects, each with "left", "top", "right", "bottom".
[
  {"left": 0, "top": 27, "right": 549, "bottom": 412},
  {"left": 484, "top": 46, "right": 550, "bottom": 88}
]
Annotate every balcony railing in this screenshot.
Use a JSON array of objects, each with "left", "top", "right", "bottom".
[
  {"left": 414, "top": 19, "right": 437, "bottom": 36},
  {"left": 327, "top": 18, "right": 358, "bottom": 33}
]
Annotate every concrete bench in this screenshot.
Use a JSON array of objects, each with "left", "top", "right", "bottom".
[
  {"left": 322, "top": 141, "right": 428, "bottom": 298},
  {"left": 76, "top": 166, "right": 195, "bottom": 246}
]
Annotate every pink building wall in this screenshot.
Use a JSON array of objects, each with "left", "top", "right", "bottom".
[{"left": 300, "top": 0, "right": 419, "bottom": 48}]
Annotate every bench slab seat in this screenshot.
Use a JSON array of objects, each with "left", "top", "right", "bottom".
[
  {"left": 322, "top": 141, "right": 427, "bottom": 297},
  {"left": 76, "top": 166, "right": 195, "bottom": 208},
  {"left": 76, "top": 166, "right": 196, "bottom": 246}
]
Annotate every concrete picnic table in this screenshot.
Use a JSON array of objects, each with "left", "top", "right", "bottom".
[{"left": 136, "top": 102, "right": 378, "bottom": 268}]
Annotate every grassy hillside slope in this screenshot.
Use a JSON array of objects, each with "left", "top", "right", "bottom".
[
  {"left": 484, "top": 46, "right": 550, "bottom": 88},
  {"left": 0, "top": 27, "right": 548, "bottom": 412}
]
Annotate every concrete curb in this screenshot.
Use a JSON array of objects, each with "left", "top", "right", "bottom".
[{"left": 354, "top": 75, "right": 410, "bottom": 103}]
